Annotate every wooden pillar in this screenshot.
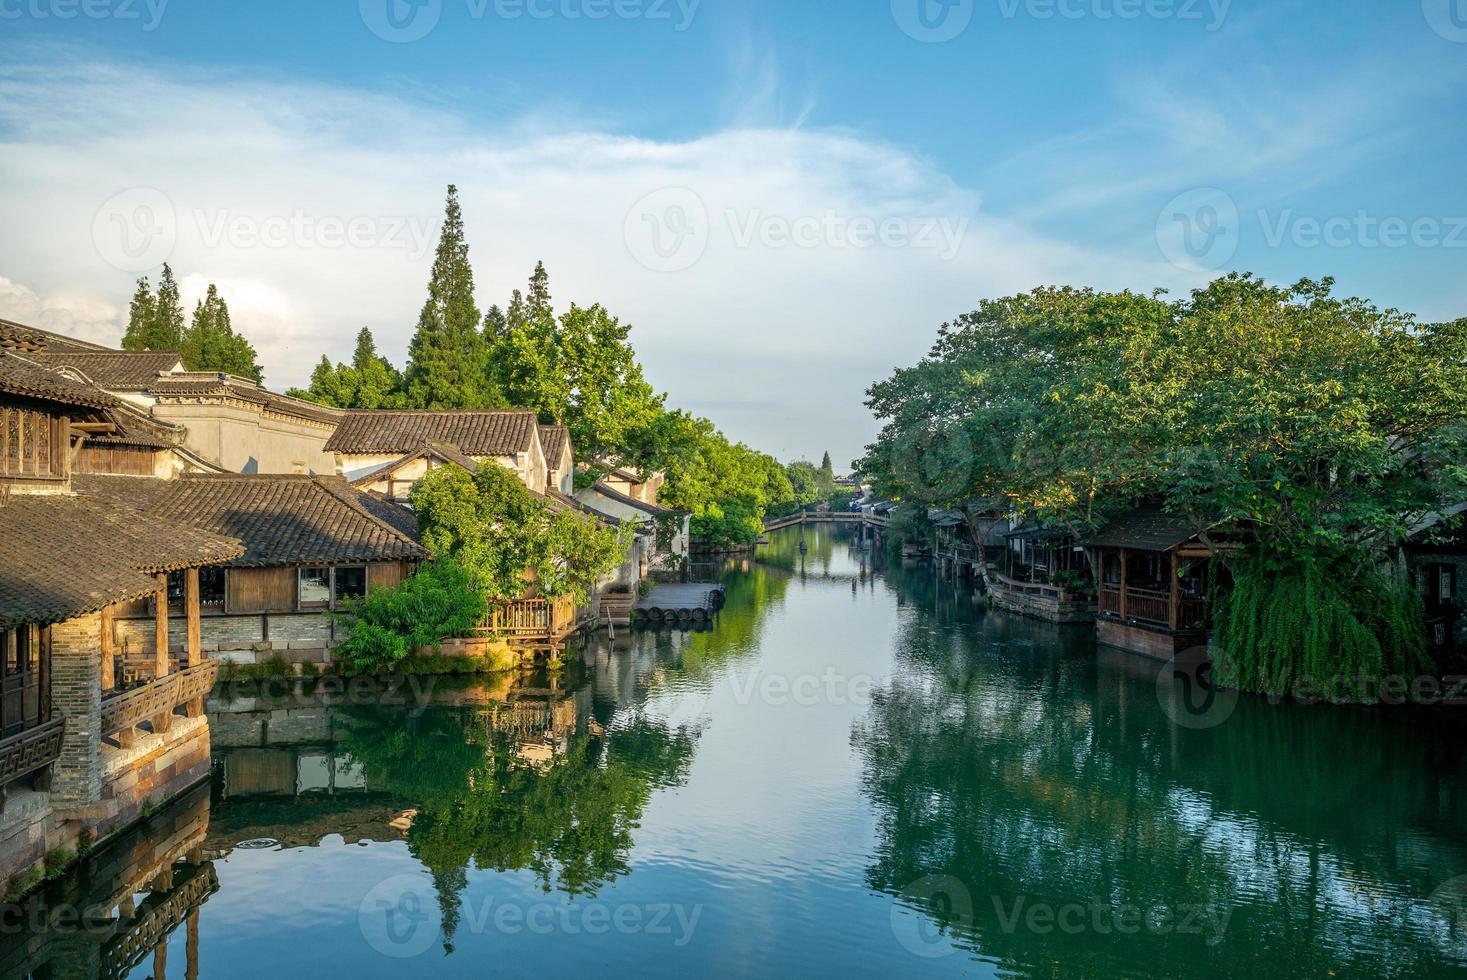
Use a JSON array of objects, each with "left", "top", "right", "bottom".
[
  {"left": 1168, "top": 550, "right": 1181, "bottom": 631},
  {"left": 1118, "top": 548, "right": 1129, "bottom": 621},
  {"left": 154, "top": 573, "right": 170, "bottom": 679},
  {"left": 99, "top": 605, "right": 115, "bottom": 692},
  {"left": 186, "top": 568, "right": 202, "bottom": 668},
  {"left": 153, "top": 937, "right": 167, "bottom": 980},
  {"left": 186, "top": 908, "right": 200, "bottom": 980}
]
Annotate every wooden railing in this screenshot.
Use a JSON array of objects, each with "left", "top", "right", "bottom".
[
  {"left": 101, "top": 661, "right": 218, "bottom": 740},
  {"left": 1099, "top": 584, "right": 1210, "bottom": 631},
  {"left": 481, "top": 597, "right": 578, "bottom": 639},
  {"left": 0, "top": 717, "right": 65, "bottom": 798},
  {"left": 990, "top": 571, "right": 1074, "bottom": 603},
  {"left": 101, "top": 862, "right": 218, "bottom": 980}
]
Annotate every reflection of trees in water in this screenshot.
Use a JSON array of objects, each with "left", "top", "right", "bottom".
[
  {"left": 854, "top": 610, "right": 1467, "bottom": 977},
  {"left": 338, "top": 687, "right": 700, "bottom": 951}
]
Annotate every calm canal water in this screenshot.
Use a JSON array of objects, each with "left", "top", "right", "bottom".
[{"left": 11, "top": 525, "right": 1467, "bottom": 978}]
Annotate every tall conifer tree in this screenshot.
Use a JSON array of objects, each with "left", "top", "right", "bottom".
[{"left": 404, "top": 185, "right": 494, "bottom": 408}]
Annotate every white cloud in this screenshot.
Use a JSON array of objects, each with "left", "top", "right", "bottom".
[{"left": 0, "top": 51, "right": 1188, "bottom": 465}]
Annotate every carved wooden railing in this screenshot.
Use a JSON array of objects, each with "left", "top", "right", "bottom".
[
  {"left": 0, "top": 717, "right": 65, "bottom": 794},
  {"left": 101, "top": 661, "right": 218, "bottom": 739},
  {"left": 101, "top": 862, "right": 219, "bottom": 980}
]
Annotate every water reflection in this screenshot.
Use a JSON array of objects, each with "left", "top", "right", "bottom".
[
  {"left": 854, "top": 579, "right": 1467, "bottom": 977},
  {"left": 7, "top": 526, "right": 1467, "bottom": 976}
]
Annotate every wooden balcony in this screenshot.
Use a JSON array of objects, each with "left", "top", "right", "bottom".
[
  {"left": 1099, "top": 583, "right": 1209, "bottom": 632},
  {"left": 0, "top": 717, "right": 65, "bottom": 808},
  {"left": 479, "top": 597, "right": 579, "bottom": 643},
  {"left": 101, "top": 661, "right": 218, "bottom": 743}
]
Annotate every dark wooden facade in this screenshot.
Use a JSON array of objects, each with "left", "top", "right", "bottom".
[{"left": 1082, "top": 509, "right": 1214, "bottom": 660}]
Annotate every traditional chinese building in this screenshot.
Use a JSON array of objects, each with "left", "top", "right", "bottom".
[
  {"left": 74, "top": 473, "right": 427, "bottom": 670},
  {"left": 0, "top": 350, "right": 244, "bottom": 895},
  {"left": 1081, "top": 507, "right": 1217, "bottom": 660}
]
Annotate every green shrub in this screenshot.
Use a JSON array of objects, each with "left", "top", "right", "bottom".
[{"left": 331, "top": 560, "right": 487, "bottom": 675}]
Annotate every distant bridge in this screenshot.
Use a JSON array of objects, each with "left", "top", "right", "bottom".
[{"left": 763, "top": 510, "right": 889, "bottom": 533}]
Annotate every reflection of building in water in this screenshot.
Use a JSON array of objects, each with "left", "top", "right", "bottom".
[
  {"left": 0, "top": 782, "right": 216, "bottom": 980},
  {"left": 487, "top": 684, "right": 591, "bottom": 769}
]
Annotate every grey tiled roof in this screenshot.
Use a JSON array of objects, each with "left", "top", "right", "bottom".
[
  {"left": 75, "top": 474, "right": 427, "bottom": 567},
  {"left": 0, "top": 350, "right": 120, "bottom": 410},
  {"left": 31, "top": 351, "right": 183, "bottom": 389},
  {"left": 0, "top": 492, "right": 243, "bottom": 627},
  {"left": 325, "top": 411, "right": 539, "bottom": 455},
  {"left": 538, "top": 424, "right": 570, "bottom": 464}
]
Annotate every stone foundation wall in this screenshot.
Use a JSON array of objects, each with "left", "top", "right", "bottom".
[
  {"left": 95, "top": 716, "right": 211, "bottom": 842},
  {"left": 115, "top": 612, "right": 338, "bottom": 665}
]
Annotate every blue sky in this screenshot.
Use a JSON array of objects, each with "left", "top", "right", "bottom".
[{"left": 2, "top": 0, "right": 1464, "bottom": 466}]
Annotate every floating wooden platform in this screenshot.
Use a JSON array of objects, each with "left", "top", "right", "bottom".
[{"left": 632, "top": 584, "right": 725, "bottom": 627}]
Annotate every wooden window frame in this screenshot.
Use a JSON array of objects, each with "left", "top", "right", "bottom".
[{"left": 298, "top": 567, "right": 332, "bottom": 610}]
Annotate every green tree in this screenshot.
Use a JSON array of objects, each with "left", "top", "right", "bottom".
[
  {"left": 180, "top": 283, "right": 263, "bottom": 383},
  {"left": 411, "top": 463, "right": 630, "bottom": 605},
  {"left": 120, "top": 263, "right": 185, "bottom": 351},
  {"left": 404, "top": 185, "right": 495, "bottom": 409},
  {"left": 288, "top": 327, "right": 402, "bottom": 408},
  {"left": 486, "top": 263, "right": 667, "bottom": 469},
  {"left": 860, "top": 275, "right": 1467, "bottom": 700}
]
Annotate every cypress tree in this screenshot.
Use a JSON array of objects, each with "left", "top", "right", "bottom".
[
  {"left": 121, "top": 276, "right": 156, "bottom": 351},
  {"left": 152, "top": 263, "right": 185, "bottom": 350},
  {"left": 181, "top": 284, "right": 263, "bottom": 383},
  {"left": 404, "top": 185, "right": 492, "bottom": 409},
  {"left": 351, "top": 327, "right": 402, "bottom": 409}
]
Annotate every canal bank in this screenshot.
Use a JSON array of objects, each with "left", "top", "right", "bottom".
[{"left": 4, "top": 525, "right": 1467, "bottom": 977}]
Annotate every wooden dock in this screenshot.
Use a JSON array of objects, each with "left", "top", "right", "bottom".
[{"left": 632, "top": 584, "right": 726, "bottom": 627}]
